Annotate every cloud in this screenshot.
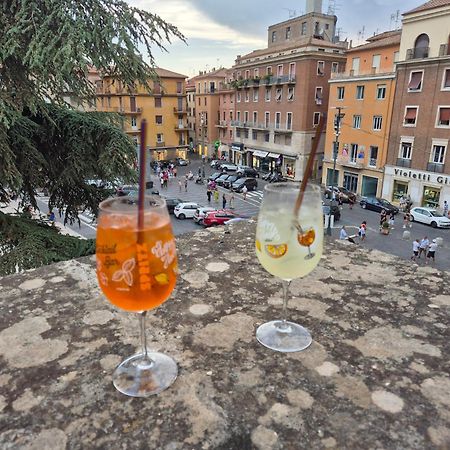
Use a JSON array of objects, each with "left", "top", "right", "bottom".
[{"left": 133, "top": 0, "right": 265, "bottom": 48}]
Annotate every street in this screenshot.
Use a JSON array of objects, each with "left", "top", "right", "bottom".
[{"left": 35, "top": 154, "right": 450, "bottom": 271}]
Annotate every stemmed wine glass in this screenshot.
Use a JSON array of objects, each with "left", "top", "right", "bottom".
[
  {"left": 255, "top": 183, "right": 323, "bottom": 352},
  {"left": 96, "top": 195, "right": 178, "bottom": 397}
]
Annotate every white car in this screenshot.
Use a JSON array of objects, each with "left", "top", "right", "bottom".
[
  {"left": 193, "top": 207, "right": 216, "bottom": 224},
  {"left": 220, "top": 163, "right": 238, "bottom": 172},
  {"left": 174, "top": 202, "right": 200, "bottom": 219},
  {"left": 410, "top": 207, "right": 450, "bottom": 228}
]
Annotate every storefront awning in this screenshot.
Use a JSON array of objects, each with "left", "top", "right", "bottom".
[
  {"left": 231, "top": 143, "right": 244, "bottom": 152},
  {"left": 250, "top": 150, "right": 269, "bottom": 158},
  {"left": 267, "top": 152, "right": 280, "bottom": 158}
]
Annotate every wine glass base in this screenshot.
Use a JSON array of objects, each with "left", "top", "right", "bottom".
[
  {"left": 112, "top": 352, "right": 177, "bottom": 397},
  {"left": 256, "top": 320, "right": 312, "bottom": 353}
]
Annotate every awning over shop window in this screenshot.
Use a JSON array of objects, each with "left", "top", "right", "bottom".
[
  {"left": 250, "top": 150, "right": 269, "bottom": 158},
  {"left": 267, "top": 152, "right": 280, "bottom": 158}
]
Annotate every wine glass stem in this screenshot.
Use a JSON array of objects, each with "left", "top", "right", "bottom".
[
  {"left": 281, "top": 279, "right": 291, "bottom": 325},
  {"left": 139, "top": 311, "right": 151, "bottom": 362}
]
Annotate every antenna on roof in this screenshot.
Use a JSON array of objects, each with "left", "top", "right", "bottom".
[
  {"left": 282, "top": 8, "right": 297, "bottom": 19},
  {"left": 390, "top": 10, "right": 401, "bottom": 30},
  {"left": 336, "top": 27, "right": 346, "bottom": 41},
  {"left": 327, "top": 0, "right": 339, "bottom": 15},
  {"left": 357, "top": 25, "right": 365, "bottom": 44}
]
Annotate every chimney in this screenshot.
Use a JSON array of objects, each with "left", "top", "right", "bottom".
[{"left": 305, "top": 0, "right": 322, "bottom": 14}]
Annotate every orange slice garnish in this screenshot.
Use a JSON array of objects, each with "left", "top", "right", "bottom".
[
  {"left": 255, "top": 240, "right": 262, "bottom": 252},
  {"left": 298, "top": 228, "right": 315, "bottom": 247},
  {"left": 265, "top": 244, "right": 288, "bottom": 258}
]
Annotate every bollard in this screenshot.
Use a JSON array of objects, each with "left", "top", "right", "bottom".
[
  {"left": 402, "top": 230, "right": 411, "bottom": 240},
  {"left": 436, "top": 237, "right": 443, "bottom": 246}
]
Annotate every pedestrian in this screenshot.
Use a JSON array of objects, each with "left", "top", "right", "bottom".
[
  {"left": 411, "top": 239, "right": 420, "bottom": 262},
  {"left": 47, "top": 209, "right": 56, "bottom": 225},
  {"left": 388, "top": 211, "right": 395, "bottom": 229},
  {"left": 184, "top": 176, "right": 188, "bottom": 192},
  {"left": 178, "top": 179, "right": 182, "bottom": 192},
  {"left": 340, "top": 226, "right": 348, "bottom": 240},
  {"left": 214, "top": 189, "right": 219, "bottom": 203},
  {"left": 426, "top": 239, "right": 438, "bottom": 265},
  {"left": 348, "top": 196, "right": 354, "bottom": 210},
  {"left": 418, "top": 236, "right": 429, "bottom": 259},
  {"left": 358, "top": 221, "right": 367, "bottom": 242},
  {"left": 242, "top": 184, "right": 248, "bottom": 200},
  {"left": 444, "top": 200, "right": 449, "bottom": 217},
  {"left": 160, "top": 176, "right": 164, "bottom": 189},
  {"left": 379, "top": 210, "right": 387, "bottom": 230},
  {"left": 403, "top": 210, "right": 411, "bottom": 228},
  {"left": 173, "top": 167, "right": 177, "bottom": 177},
  {"left": 338, "top": 192, "right": 344, "bottom": 207},
  {"left": 198, "top": 167, "right": 202, "bottom": 176},
  {"left": 207, "top": 189, "right": 212, "bottom": 202},
  {"left": 229, "top": 192, "right": 235, "bottom": 209},
  {"left": 222, "top": 193, "right": 227, "bottom": 209}
]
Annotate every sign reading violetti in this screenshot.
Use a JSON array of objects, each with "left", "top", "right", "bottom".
[{"left": 385, "top": 166, "right": 450, "bottom": 185}]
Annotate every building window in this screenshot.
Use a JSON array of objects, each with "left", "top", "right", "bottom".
[
  {"left": 286, "top": 26, "right": 291, "bottom": 40},
  {"left": 155, "top": 97, "right": 162, "bottom": 108},
  {"left": 352, "top": 57, "right": 360, "bottom": 75},
  {"left": 353, "top": 115, "right": 361, "bottom": 129},
  {"left": 315, "top": 87, "right": 323, "bottom": 105},
  {"left": 287, "top": 87, "right": 294, "bottom": 101},
  {"left": 266, "top": 66, "right": 272, "bottom": 75},
  {"left": 237, "top": 92, "right": 241, "bottom": 102},
  {"left": 236, "top": 129, "right": 241, "bottom": 138},
  {"left": 204, "top": 97, "right": 207, "bottom": 106},
  {"left": 356, "top": 85, "right": 365, "bottom": 100},
  {"left": 399, "top": 141, "right": 413, "bottom": 159},
  {"left": 337, "top": 86, "right": 345, "bottom": 100},
  {"left": 414, "top": 33, "right": 430, "bottom": 58},
  {"left": 176, "top": 82, "right": 182, "bottom": 94},
  {"left": 404, "top": 107, "right": 418, "bottom": 126},
  {"left": 237, "top": 111, "right": 241, "bottom": 121},
  {"left": 244, "top": 111, "right": 249, "bottom": 123},
  {"left": 408, "top": 71, "right": 423, "bottom": 91},
  {"left": 198, "top": 97, "right": 201, "bottom": 106},
  {"left": 244, "top": 129, "right": 249, "bottom": 139},
  {"left": 286, "top": 112, "right": 292, "bottom": 130},
  {"left": 271, "top": 31, "right": 277, "bottom": 42},
  {"left": 265, "top": 112, "right": 270, "bottom": 127},
  {"left": 265, "top": 88, "right": 271, "bottom": 102},
  {"left": 244, "top": 70, "right": 249, "bottom": 80},
  {"left": 245, "top": 91, "right": 249, "bottom": 102},
  {"left": 253, "top": 111, "right": 258, "bottom": 124},
  {"left": 275, "top": 88, "right": 282, "bottom": 102},
  {"left": 313, "top": 112, "right": 320, "bottom": 126},
  {"left": 437, "top": 107, "right": 450, "bottom": 127},
  {"left": 254, "top": 68, "right": 259, "bottom": 78},
  {"left": 229, "top": 129, "right": 233, "bottom": 139},
  {"left": 301, "top": 22, "right": 307, "bottom": 35},
  {"left": 373, "top": 116, "right": 382, "bottom": 131},
  {"left": 431, "top": 145, "right": 446, "bottom": 164},
  {"left": 265, "top": 132, "right": 270, "bottom": 142},
  {"left": 289, "top": 63, "right": 296, "bottom": 79},
  {"left": 277, "top": 65, "right": 283, "bottom": 77},
  {"left": 131, "top": 117, "right": 137, "bottom": 128},
  {"left": 155, "top": 115, "right": 163, "bottom": 125},
  {"left": 252, "top": 130, "right": 257, "bottom": 140},
  {"left": 275, "top": 112, "right": 281, "bottom": 129},
  {"left": 369, "top": 146, "right": 378, "bottom": 166},
  {"left": 157, "top": 133, "right": 164, "bottom": 143},
  {"left": 317, "top": 61, "right": 325, "bottom": 76},
  {"left": 350, "top": 144, "right": 358, "bottom": 163},
  {"left": 331, "top": 62, "right": 339, "bottom": 73},
  {"left": 376, "top": 84, "right": 386, "bottom": 99},
  {"left": 253, "top": 90, "right": 259, "bottom": 102},
  {"left": 443, "top": 68, "right": 450, "bottom": 90},
  {"left": 372, "top": 54, "right": 381, "bottom": 71},
  {"left": 394, "top": 51, "right": 400, "bottom": 62}
]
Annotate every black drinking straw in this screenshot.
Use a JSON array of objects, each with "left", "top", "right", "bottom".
[{"left": 137, "top": 119, "right": 147, "bottom": 235}]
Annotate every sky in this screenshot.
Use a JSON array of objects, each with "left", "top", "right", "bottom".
[{"left": 132, "top": 0, "right": 423, "bottom": 78}]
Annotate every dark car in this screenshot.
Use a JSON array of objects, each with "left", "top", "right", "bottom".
[
  {"left": 222, "top": 174, "right": 243, "bottom": 189},
  {"left": 203, "top": 210, "right": 237, "bottom": 227},
  {"left": 325, "top": 186, "right": 357, "bottom": 203},
  {"left": 162, "top": 197, "right": 183, "bottom": 214},
  {"left": 231, "top": 177, "right": 258, "bottom": 192},
  {"left": 215, "top": 173, "right": 233, "bottom": 186},
  {"left": 360, "top": 197, "right": 399, "bottom": 214},
  {"left": 236, "top": 166, "right": 259, "bottom": 178},
  {"left": 208, "top": 172, "right": 223, "bottom": 182}
]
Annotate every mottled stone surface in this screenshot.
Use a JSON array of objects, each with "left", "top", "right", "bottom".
[{"left": 0, "top": 223, "right": 449, "bottom": 449}]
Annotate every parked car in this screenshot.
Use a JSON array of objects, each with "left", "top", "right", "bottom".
[
  {"left": 232, "top": 177, "right": 258, "bottom": 192},
  {"left": 208, "top": 172, "right": 223, "bottom": 182},
  {"left": 176, "top": 158, "right": 190, "bottom": 166},
  {"left": 264, "top": 172, "right": 286, "bottom": 183},
  {"left": 117, "top": 183, "right": 158, "bottom": 197},
  {"left": 161, "top": 197, "right": 183, "bottom": 214},
  {"left": 210, "top": 159, "right": 222, "bottom": 168},
  {"left": 409, "top": 207, "right": 450, "bottom": 228},
  {"left": 174, "top": 202, "right": 200, "bottom": 219},
  {"left": 193, "top": 207, "right": 217, "bottom": 225},
  {"left": 325, "top": 186, "right": 357, "bottom": 203},
  {"left": 220, "top": 163, "right": 238, "bottom": 172},
  {"left": 203, "top": 210, "right": 238, "bottom": 227},
  {"left": 215, "top": 173, "right": 233, "bottom": 186},
  {"left": 222, "top": 174, "right": 243, "bottom": 189},
  {"left": 359, "top": 197, "right": 399, "bottom": 214},
  {"left": 236, "top": 166, "right": 259, "bottom": 178}
]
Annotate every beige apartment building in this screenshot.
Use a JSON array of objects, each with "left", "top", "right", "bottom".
[
  {"left": 215, "top": 69, "right": 235, "bottom": 159},
  {"left": 383, "top": 0, "right": 450, "bottom": 208},
  {"left": 95, "top": 68, "right": 189, "bottom": 161},
  {"left": 186, "top": 78, "right": 196, "bottom": 150},
  {"left": 230, "top": 0, "right": 347, "bottom": 180}
]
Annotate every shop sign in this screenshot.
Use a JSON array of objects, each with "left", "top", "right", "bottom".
[
  {"left": 250, "top": 149, "right": 269, "bottom": 158},
  {"left": 231, "top": 143, "right": 244, "bottom": 151},
  {"left": 386, "top": 166, "right": 450, "bottom": 185},
  {"left": 267, "top": 153, "right": 280, "bottom": 158}
]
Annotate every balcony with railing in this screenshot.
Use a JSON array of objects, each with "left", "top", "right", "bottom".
[
  {"left": 396, "top": 158, "right": 412, "bottom": 168},
  {"left": 155, "top": 142, "right": 166, "bottom": 148},
  {"left": 439, "top": 44, "right": 450, "bottom": 57},
  {"left": 331, "top": 69, "right": 395, "bottom": 80},
  {"left": 262, "top": 75, "right": 296, "bottom": 85},
  {"left": 406, "top": 47, "right": 429, "bottom": 60},
  {"left": 174, "top": 123, "right": 189, "bottom": 131},
  {"left": 337, "top": 156, "right": 364, "bottom": 168},
  {"left": 173, "top": 107, "right": 188, "bottom": 115},
  {"left": 427, "top": 162, "right": 445, "bottom": 173},
  {"left": 215, "top": 120, "right": 228, "bottom": 128}
]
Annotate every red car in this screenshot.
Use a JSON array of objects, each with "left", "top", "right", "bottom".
[{"left": 203, "top": 210, "right": 237, "bottom": 227}]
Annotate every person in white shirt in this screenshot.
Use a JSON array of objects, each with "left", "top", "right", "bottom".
[
  {"left": 426, "top": 239, "right": 438, "bottom": 265},
  {"left": 411, "top": 239, "right": 420, "bottom": 262},
  {"left": 339, "top": 226, "right": 348, "bottom": 240},
  {"left": 242, "top": 185, "right": 248, "bottom": 200},
  {"left": 418, "top": 236, "right": 429, "bottom": 258}
]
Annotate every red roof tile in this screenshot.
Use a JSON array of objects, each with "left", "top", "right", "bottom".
[{"left": 404, "top": 0, "right": 450, "bottom": 15}]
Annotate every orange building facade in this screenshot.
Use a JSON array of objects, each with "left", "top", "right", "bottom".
[
  {"left": 322, "top": 31, "right": 401, "bottom": 197},
  {"left": 95, "top": 68, "right": 189, "bottom": 161}
]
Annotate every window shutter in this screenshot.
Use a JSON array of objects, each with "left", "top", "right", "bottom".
[
  {"left": 405, "top": 108, "right": 417, "bottom": 120},
  {"left": 439, "top": 108, "right": 450, "bottom": 122},
  {"left": 408, "top": 72, "right": 422, "bottom": 89}
]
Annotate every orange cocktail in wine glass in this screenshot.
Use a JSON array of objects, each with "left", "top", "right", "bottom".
[{"left": 96, "top": 195, "right": 178, "bottom": 397}]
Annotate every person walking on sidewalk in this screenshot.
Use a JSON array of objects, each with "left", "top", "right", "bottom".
[
  {"left": 214, "top": 189, "right": 219, "bottom": 203},
  {"left": 444, "top": 200, "right": 449, "bottom": 217},
  {"left": 403, "top": 210, "right": 411, "bottom": 228},
  {"left": 426, "top": 239, "right": 438, "bottom": 265},
  {"left": 184, "top": 175, "right": 188, "bottom": 192},
  {"left": 358, "top": 221, "right": 367, "bottom": 242},
  {"left": 418, "top": 236, "right": 429, "bottom": 259},
  {"left": 411, "top": 239, "right": 420, "bottom": 262},
  {"left": 207, "top": 189, "right": 212, "bottom": 203},
  {"left": 178, "top": 179, "right": 182, "bottom": 192},
  {"left": 222, "top": 193, "right": 227, "bottom": 209},
  {"left": 389, "top": 211, "right": 395, "bottom": 229},
  {"left": 229, "top": 192, "right": 235, "bottom": 209},
  {"left": 242, "top": 185, "right": 248, "bottom": 200}
]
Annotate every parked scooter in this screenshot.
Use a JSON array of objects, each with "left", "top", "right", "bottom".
[{"left": 195, "top": 176, "right": 204, "bottom": 184}]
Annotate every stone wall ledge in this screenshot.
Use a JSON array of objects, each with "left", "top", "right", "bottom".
[{"left": 0, "top": 222, "right": 449, "bottom": 449}]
